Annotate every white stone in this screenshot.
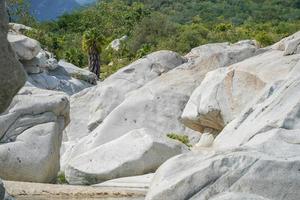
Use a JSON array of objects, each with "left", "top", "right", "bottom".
[
  {"left": 93, "top": 173, "right": 154, "bottom": 190},
  {"left": 65, "top": 128, "right": 187, "bottom": 185},
  {"left": 108, "top": 35, "right": 128, "bottom": 51},
  {"left": 194, "top": 133, "right": 214, "bottom": 148},
  {"left": 7, "top": 32, "right": 41, "bottom": 61},
  {"left": 8, "top": 23, "right": 32, "bottom": 34},
  {"left": 63, "top": 50, "right": 186, "bottom": 145},
  {"left": 61, "top": 41, "right": 258, "bottom": 169},
  {"left": 209, "top": 193, "right": 270, "bottom": 200},
  {"left": 146, "top": 151, "right": 300, "bottom": 200},
  {"left": 181, "top": 49, "right": 300, "bottom": 134},
  {"left": 20, "top": 57, "right": 44, "bottom": 74},
  {"left": 58, "top": 60, "right": 97, "bottom": 85},
  {"left": 213, "top": 72, "right": 300, "bottom": 151},
  {"left": 0, "top": 87, "right": 70, "bottom": 183},
  {"left": 272, "top": 31, "right": 300, "bottom": 55}
]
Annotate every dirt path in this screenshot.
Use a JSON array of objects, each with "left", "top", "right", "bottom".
[{"left": 3, "top": 181, "right": 146, "bottom": 200}]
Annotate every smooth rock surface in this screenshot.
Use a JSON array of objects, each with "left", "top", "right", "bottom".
[
  {"left": 213, "top": 68, "right": 300, "bottom": 150},
  {"left": 61, "top": 41, "right": 259, "bottom": 170},
  {"left": 272, "top": 31, "right": 300, "bottom": 55},
  {"left": 58, "top": 60, "right": 98, "bottom": 85},
  {"left": 21, "top": 57, "right": 44, "bottom": 74},
  {"left": 146, "top": 150, "right": 300, "bottom": 200},
  {"left": 64, "top": 50, "right": 186, "bottom": 144},
  {"left": 8, "top": 23, "right": 32, "bottom": 34},
  {"left": 27, "top": 68, "right": 93, "bottom": 95},
  {"left": 181, "top": 49, "right": 300, "bottom": 134},
  {"left": 93, "top": 173, "right": 154, "bottom": 190},
  {"left": 7, "top": 32, "right": 41, "bottom": 61},
  {"left": 0, "top": 87, "right": 70, "bottom": 183},
  {"left": 209, "top": 192, "right": 270, "bottom": 200},
  {"left": 147, "top": 40, "right": 300, "bottom": 200},
  {"left": 0, "top": 1, "right": 26, "bottom": 113},
  {"left": 65, "top": 128, "right": 187, "bottom": 185}
]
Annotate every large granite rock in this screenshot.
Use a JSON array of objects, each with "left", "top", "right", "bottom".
[
  {"left": 0, "top": 87, "right": 70, "bottom": 183},
  {"left": 93, "top": 173, "right": 154, "bottom": 190},
  {"left": 146, "top": 150, "right": 300, "bottom": 200},
  {"left": 64, "top": 50, "right": 186, "bottom": 143},
  {"left": 213, "top": 64, "right": 300, "bottom": 151},
  {"left": 181, "top": 49, "right": 300, "bottom": 135},
  {"left": 58, "top": 60, "right": 98, "bottom": 85},
  {"left": 24, "top": 58, "right": 96, "bottom": 95},
  {"left": 0, "top": 1, "right": 26, "bottom": 113},
  {"left": 147, "top": 34, "right": 300, "bottom": 200},
  {"left": 27, "top": 68, "right": 93, "bottom": 96},
  {"left": 61, "top": 41, "right": 259, "bottom": 171},
  {"left": 65, "top": 128, "right": 187, "bottom": 185},
  {"left": 272, "top": 31, "right": 300, "bottom": 56},
  {"left": 8, "top": 23, "right": 32, "bottom": 34},
  {"left": 7, "top": 32, "right": 41, "bottom": 61}
]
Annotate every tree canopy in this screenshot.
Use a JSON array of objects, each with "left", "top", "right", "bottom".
[{"left": 12, "top": 0, "right": 300, "bottom": 79}]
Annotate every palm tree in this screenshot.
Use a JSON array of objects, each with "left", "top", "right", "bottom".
[{"left": 82, "top": 29, "right": 104, "bottom": 78}]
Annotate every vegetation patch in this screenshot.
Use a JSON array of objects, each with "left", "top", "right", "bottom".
[
  {"left": 56, "top": 172, "right": 69, "bottom": 184},
  {"left": 167, "top": 133, "right": 192, "bottom": 147},
  {"left": 7, "top": 0, "right": 300, "bottom": 79}
]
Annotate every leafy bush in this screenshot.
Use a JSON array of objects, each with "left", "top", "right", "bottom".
[
  {"left": 167, "top": 133, "right": 191, "bottom": 147},
  {"left": 56, "top": 172, "right": 68, "bottom": 184},
  {"left": 13, "top": 0, "right": 300, "bottom": 79}
]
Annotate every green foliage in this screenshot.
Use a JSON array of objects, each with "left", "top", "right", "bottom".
[
  {"left": 167, "top": 133, "right": 191, "bottom": 147},
  {"left": 19, "top": 0, "right": 300, "bottom": 80},
  {"left": 82, "top": 28, "right": 105, "bottom": 53},
  {"left": 56, "top": 172, "right": 68, "bottom": 184},
  {"left": 6, "top": 0, "right": 36, "bottom": 26},
  {"left": 255, "top": 32, "right": 275, "bottom": 47}
]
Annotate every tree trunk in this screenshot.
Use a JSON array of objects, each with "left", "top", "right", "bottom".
[
  {"left": 5, "top": 2, "right": 12, "bottom": 22},
  {"left": 88, "top": 42, "right": 100, "bottom": 78}
]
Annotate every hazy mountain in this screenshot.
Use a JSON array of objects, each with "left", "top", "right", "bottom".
[
  {"left": 75, "top": 0, "right": 96, "bottom": 5},
  {"left": 29, "top": 0, "right": 81, "bottom": 21}
]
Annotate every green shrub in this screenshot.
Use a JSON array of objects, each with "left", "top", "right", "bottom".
[
  {"left": 255, "top": 32, "right": 275, "bottom": 47},
  {"left": 56, "top": 172, "right": 68, "bottom": 184},
  {"left": 167, "top": 133, "right": 191, "bottom": 147}
]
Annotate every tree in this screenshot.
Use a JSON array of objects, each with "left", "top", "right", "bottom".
[
  {"left": 6, "top": 0, "right": 35, "bottom": 25},
  {"left": 82, "top": 28, "right": 104, "bottom": 78}
]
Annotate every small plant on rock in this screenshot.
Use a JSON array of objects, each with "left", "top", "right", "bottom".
[
  {"left": 56, "top": 172, "right": 69, "bottom": 185},
  {"left": 167, "top": 133, "right": 192, "bottom": 147}
]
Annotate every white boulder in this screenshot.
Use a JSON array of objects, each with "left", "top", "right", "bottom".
[
  {"left": 8, "top": 23, "right": 32, "bottom": 34},
  {"left": 181, "top": 49, "right": 300, "bottom": 134},
  {"left": 26, "top": 59, "right": 96, "bottom": 95},
  {"left": 93, "top": 173, "right": 154, "bottom": 190},
  {"left": 272, "top": 31, "right": 300, "bottom": 55},
  {"left": 20, "top": 57, "right": 44, "bottom": 74},
  {"left": 213, "top": 69, "right": 300, "bottom": 150},
  {"left": 61, "top": 41, "right": 259, "bottom": 169},
  {"left": 0, "top": 87, "right": 69, "bottom": 183},
  {"left": 7, "top": 32, "right": 41, "bottom": 61},
  {"left": 64, "top": 50, "right": 186, "bottom": 143},
  {"left": 58, "top": 60, "right": 98, "bottom": 85},
  {"left": 108, "top": 35, "right": 128, "bottom": 51},
  {"left": 65, "top": 128, "right": 187, "bottom": 185},
  {"left": 146, "top": 151, "right": 300, "bottom": 200}
]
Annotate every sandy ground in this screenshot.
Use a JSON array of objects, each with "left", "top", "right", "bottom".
[{"left": 3, "top": 181, "right": 146, "bottom": 200}]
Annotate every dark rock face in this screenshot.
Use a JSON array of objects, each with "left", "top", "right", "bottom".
[
  {"left": 0, "top": 179, "right": 4, "bottom": 200},
  {"left": 0, "top": 0, "right": 26, "bottom": 113}
]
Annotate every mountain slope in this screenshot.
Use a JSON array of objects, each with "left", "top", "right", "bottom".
[
  {"left": 75, "top": 0, "right": 96, "bottom": 5},
  {"left": 29, "top": 0, "right": 81, "bottom": 21}
]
